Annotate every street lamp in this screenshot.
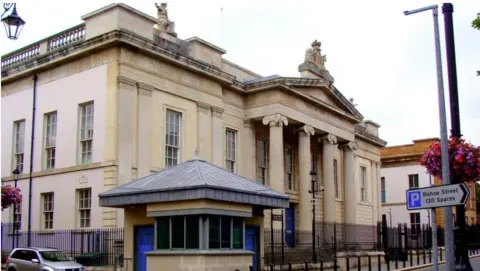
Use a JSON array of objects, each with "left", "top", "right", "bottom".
[
  {"left": 388, "top": 208, "right": 392, "bottom": 227},
  {"left": 11, "top": 167, "right": 20, "bottom": 249},
  {"left": 404, "top": 4, "right": 453, "bottom": 271},
  {"left": 1, "top": 3, "right": 25, "bottom": 40},
  {"left": 308, "top": 168, "right": 325, "bottom": 263}
]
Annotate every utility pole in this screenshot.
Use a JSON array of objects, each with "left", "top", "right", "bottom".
[{"left": 442, "top": 3, "right": 472, "bottom": 271}]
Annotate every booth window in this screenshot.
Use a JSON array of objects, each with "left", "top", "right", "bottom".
[
  {"left": 156, "top": 215, "right": 200, "bottom": 249},
  {"left": 208, "top": 216, "right": 243, "bottom": 249},
  {"left": 155, "top": 215, "right": 243, "bottom": 250}
]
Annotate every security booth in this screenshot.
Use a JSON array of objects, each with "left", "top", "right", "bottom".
[{"left": 99, "top": 157, "right": 289, "bottom": 271}]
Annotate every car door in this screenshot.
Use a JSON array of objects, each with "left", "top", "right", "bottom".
[{"left": 12, "top": 250, "right": 31, "bottom": 271}]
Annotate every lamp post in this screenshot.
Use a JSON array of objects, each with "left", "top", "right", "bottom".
[
  {"left": 1, "top": 3, "right": 25, "bottom": 40},
  {"left": 388, "top": 208, "right": 392, "bottom": 227},
  {"left": 308, "top": 168, "right": 325, "bottom": 263},
  {"left": 403, "top": 5, "right": 453, "bottom": 271},
  {"left": 11, "top": 168, "right": 20, "bottom": 250}
]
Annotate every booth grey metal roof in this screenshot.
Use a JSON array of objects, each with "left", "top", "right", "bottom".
[{"left": 99, "top": 157, "right": 289, "bottom": 208}]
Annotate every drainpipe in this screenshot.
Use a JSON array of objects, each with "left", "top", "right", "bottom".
[{"left": 27, "top": 74, "right": 38, "bottom": 247}]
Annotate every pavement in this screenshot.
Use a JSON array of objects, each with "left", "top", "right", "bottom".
[{"left": 416, "top": 256, "right": 480, "bottom": 271}]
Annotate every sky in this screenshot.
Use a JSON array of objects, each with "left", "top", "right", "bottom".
[{"left": 1, "top": 0, "right": 479, "bottom": 147}]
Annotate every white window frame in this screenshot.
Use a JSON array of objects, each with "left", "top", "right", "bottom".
[
  {"left": 360, "top": 166, "right": 367, "bottom": 202},
  {"left": 11, "top": 203, "right": 22, "bottom": 231},
  {"left": 410, "top": 212, "right": 421, "bottom": 235},
  {"left": 333, "top": 159, "right": 339, "bottom": 198},
  {"left": 284, "top": 147, "right": 294, "bottom": 191},
  {"left": 13, "top": 120, "right": 25, "bottom": 173},
  {"left": 256, "top": 139, "right": 268, "bottom": 185},
  {"left": 41, "top": 192, "right": 54, "bottom": 230},
  {"left": 77, "top": 188, "right": 91, "bottom": 228},
  {"left": 44, "top": 112, "right": 57, "bottom": 170},
  {"left": 79, "top": 102, "right": 94, "bottom": 164},
  {"left": 225, "top": 129, "right": 237, "bottom": 173},
  {"left": 165, "top": 109, "right": 182, "bottom": 168}
]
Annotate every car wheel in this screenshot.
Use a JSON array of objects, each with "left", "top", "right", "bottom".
[{"left": 7, "top": 267, "right": 16, "bottom": 271}]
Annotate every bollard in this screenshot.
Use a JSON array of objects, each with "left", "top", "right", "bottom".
[
  {"left": 410, "top": 250, "right": 413, "bottom": 266},
  {"left": 416, "top": 250, "right": 420, "bottom": 265},
  {"left": 270, "top": 264, "right": 274, "bottom": 271},
  {"left": 288, "top": 263, "right": 292, "bottom": 271},
  {"left": 386, "top": 253, "right": 390, "bottom": 271},
  {"left": 394, "top": 253, "right": 398, "bottom": 270},
  {"left": 357, "top": 256, "right": 361, "bottom": 271},
  {"left": 423, "top": 249, "right": 426, "bottom": 264},
  {"left": 249, "top": 266, "right": 253, "bottom": 271},
  {"left": 305, "top": 261, "right": 309, "bottom": 271},
  {"left": 378, "top": 254, "right": 381, "bottom": 271},
  {"left": 320, "top": 259, "right": 324, "bottom": 271},
  {"left": 368, "top": 255, "right": 371, "bottom": 271},
  {"left": 346, "top": 257, "right": 349, "bottom": 271}
]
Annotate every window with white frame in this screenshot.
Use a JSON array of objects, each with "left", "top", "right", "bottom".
[
  {"left": 12, "top": 203, "right": 21, "bottom": 230},
  {"left": 77, "top": 188, "right": 91, "bottom": 228},
  {"left": 360, "top": 166, "right": 367, "bottom": 201},
  {"left": 44, "top": 112, "right": 57, "bottom": 170},
  {"left": 225, "top": 129, "right": 237, "bottom": 172},
  {"left": 13, "top": 120, "right": 25, "bottom": 173},
  {"left": 165, "top": 109, "right": 181, "bottom": 168},
  {"left": 408, "top": 174, "right": 419, "bottom": 188},
  {"left": 79, "top": 102, "right": 94, "bottom": 164},
  {"left": 333, "top": 159, "right": 339, "bottom": 198},
  {"left": 285, "top": 147, "right": 294, "bottom": 190},
  {"left": 410, "top": 212, "right": 421, "bottom": 235},
  {"left": 42, "top": 193, "right": 54, "bottom": 230},
  {"left": 256, "top": 139, "right": 268, "bottom": 184}
]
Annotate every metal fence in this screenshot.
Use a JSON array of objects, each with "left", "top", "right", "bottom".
[{"left": 1, "top": 223, "right": 123, "bottom": 266}]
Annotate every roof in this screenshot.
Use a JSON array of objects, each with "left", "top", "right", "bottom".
[
  {"left": 99, "top": 158, "right": 289, "bottom": 208},
  {"left": 81, "top": 3, "right": 159, "bottom": 23}
]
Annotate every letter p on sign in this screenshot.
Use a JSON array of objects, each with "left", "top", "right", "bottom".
[{"left": 408, "top": 191, "right": 422, "bottom": 209}]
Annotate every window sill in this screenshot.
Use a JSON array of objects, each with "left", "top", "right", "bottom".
[
  {"left": 335, "top": 198, "right": 343, "bottom": 202},
  {"left": 358, "top": 201, "right": 373, "bottom": 207},
  {"left": 145, "top": 249, "right": 254, "bottom": 256}
]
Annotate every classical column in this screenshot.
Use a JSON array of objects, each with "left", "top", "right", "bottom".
[
  {"left": 242, "top": 120, "right": 256, "bottom": 180},
  {"left": 320, "top": 134, "right": 337, "bottom": 224},
  {"left": 211, "top": 106, "right": 224, "bottom": 167},
  {"left": 341, "top": 142, "right": 357, "bottom": 225},
  {"left": 298, "top": 125, "right": 315, "bottom": 231},
  {"left": 262, "top": 114, "right": 288, "bottom": 193},
  {"left": 197, "top": 102, "right": 212, "bottom": 162}
]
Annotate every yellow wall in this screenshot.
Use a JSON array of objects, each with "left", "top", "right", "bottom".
[{"left": 124, "top": 206, "right": 154, "bottom": 271}]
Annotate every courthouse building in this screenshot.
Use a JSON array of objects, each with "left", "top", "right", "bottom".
[{"left": 1, "top": 3, "right": 386, "bottom": 234}]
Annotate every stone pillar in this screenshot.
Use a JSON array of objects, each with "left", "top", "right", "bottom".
[
  {"left": 298, "top": 125, "right": 315, "bottom": 231},
  {"left": 211, "top": 106, "right": 224, "bottom": 167},
  {"left": 242, "top": 120, "right": 256, "bottom": 180},
  {"left": 321, "top": 134, "right": 337, "bottom": 224},
  {"left": 262, "top": 114, "right": 288, "bottom": 192},
  {"left": 341, "top": 142, "right": 357, "bottom": 225},
  {"left": 197, "top": 102, "right": 212, "bottom": 162}
]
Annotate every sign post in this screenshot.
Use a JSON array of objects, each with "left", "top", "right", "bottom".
[{"left": 406, "top": 183, "right": 470, "bottom": 210}]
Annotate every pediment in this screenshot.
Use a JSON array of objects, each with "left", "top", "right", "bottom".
[{"left": 294, "top": 85, "right": 363, "bottom": 120}]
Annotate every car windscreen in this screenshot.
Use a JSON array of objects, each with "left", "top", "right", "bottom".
[{"left": 39, "top": 251, "right": 69, "bottom": 262}]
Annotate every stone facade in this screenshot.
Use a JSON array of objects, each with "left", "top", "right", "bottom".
[{"left": 1, "top": 3, "right": 386, "bottom": 232}]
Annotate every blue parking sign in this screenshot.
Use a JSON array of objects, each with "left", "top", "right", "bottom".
[{"left": 407, "top": 191, "right": 422, "bottom": 209}]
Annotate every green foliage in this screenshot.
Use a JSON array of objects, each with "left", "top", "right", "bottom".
[{"left": 473, "top": 14, "right": 480, "bottom": 30}]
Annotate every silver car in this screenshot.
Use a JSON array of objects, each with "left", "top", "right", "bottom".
[{"left": 6, "top": 247, "right": 84, "bottom": 271}]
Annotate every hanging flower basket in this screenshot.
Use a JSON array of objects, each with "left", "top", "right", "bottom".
[
  {"left": 420, "top": 136, "right": 480, "bottom": 183},
  {"left": 1, "top": 185, "right": 22, "bottom": 211}
]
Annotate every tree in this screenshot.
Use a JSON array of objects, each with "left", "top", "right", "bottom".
[{"left": 473, "top": 13, "right": 480, "bottom": 30}]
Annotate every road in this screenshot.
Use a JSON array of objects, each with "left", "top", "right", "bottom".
[{"left": 418, "top": 256, "right": 480, "bottom": 271}]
